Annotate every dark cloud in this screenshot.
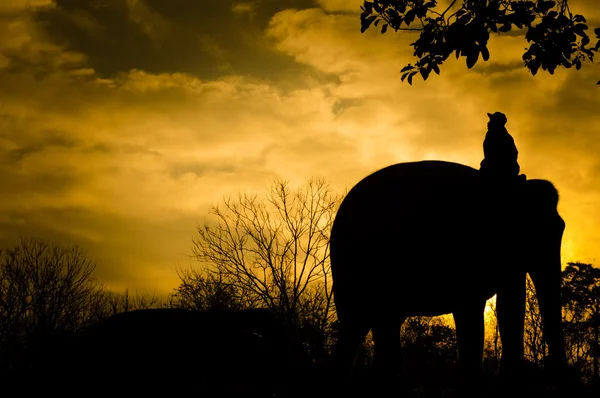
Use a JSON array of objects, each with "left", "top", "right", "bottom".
[
  {"left": 0, "top": 164, "right": 80, "bottom": 196},
  {"left": 471, "top": 60, "right": 525, "bottom": 76},
  {"left": 0, "top": 135, "right": 83, "bottom": 197},
  {"left": 169, "top": 150, "right": 271, "bottom": 179},
  {"left": 6, "top": 129, "right": 78, "bottom": 161},
  {"left": 34, "top": 0, "right": 322, "bottom": 82},
  {"left": 331, "top": 97, "right": 361, "bottom": 117}
]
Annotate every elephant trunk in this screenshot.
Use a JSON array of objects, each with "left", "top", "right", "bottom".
[
  {"left": 530, "top": 265, "right": 566, "bottom": 366},
  {"left": 528, "top": 217, "right": 568, "bottom": 374}
]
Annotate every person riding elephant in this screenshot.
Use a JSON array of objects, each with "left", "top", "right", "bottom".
[
  {"left": 479, "top": 111, "right": 526, "bottom": 184},
  {"left": 479, "top": 111, "right": 527, "bottom": 224}
]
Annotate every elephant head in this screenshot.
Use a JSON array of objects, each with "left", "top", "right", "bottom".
[{"left": 329, "top": 160, "right": 567, "bottom": 393}]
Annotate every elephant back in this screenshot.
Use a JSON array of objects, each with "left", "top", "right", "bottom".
[
  {"left": 330, "top": 161, "right": 499, "bottom": 316},
  {"left": 332, "top": 160, "right": 482, "bottom": 246}
]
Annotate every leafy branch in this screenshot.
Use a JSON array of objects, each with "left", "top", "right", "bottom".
[{"left": 360, "top": 0, "right": 600, "bottom": 84}]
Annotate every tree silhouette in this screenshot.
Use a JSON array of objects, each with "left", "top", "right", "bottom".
[
  {"left": 483, "top": 262, "right": 600, "bottom": 387},
  {"left": 400, "top": 315, "right": 457, "bottom": 389},
  {"left": 191, "top": 179, "right": 343, "bottom": 361},
  {"left": 562, "top": 262, "right": 600, "bottom": 382},
  {"left": 360, "top": 0, "right": 600, "bottom": 84},
  {"left": 524, "top": 275, "right": 547, "bottom": 366},
  {"left": 0, "top": 238, "right": 105, "bottom": 371},
  {"left": 169, "top": 268, "right": 256, "bottom": 311}
]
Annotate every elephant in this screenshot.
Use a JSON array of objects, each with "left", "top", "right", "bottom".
[
  {"left": 329, "top": 160, "right": 567, "bottom": 393},
  {"left": 24, "top": 308, "right": 301, "bottom": 397}
]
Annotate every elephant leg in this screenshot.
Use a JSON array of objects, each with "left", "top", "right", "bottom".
[
  {"left": 453, "top": 300, "right": 486, "bottom": 395},
  {"left": 332, "top": 319, "right": 370, "bottom": 376},
  {"left": 496, "top": 274, "right": 526, "bottom": 385},
  {"left": 372, "top": 318, "right": 404, "bottom": 377},
  {"left": 371, "top": 318, "right": 404, "bottom": 397}
]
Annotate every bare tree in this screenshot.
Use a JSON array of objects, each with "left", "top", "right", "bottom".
[
  {"left": 190, "top": 179, "right": 342, "bottom": 356},
  {"left": 0, "top": 238, "right": 105, "bottom": 334},
  {"left": 0, "top": 237, "right": 105, "bottom": 373}
]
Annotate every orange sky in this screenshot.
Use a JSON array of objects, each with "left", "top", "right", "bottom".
[{"left": 1, "top": 0, "right": 599, "bottom": 296}]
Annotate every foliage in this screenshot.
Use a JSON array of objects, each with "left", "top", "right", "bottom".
[
  {"left": 562, "top": 262, "right": 600, "bottom": 381},
  {"left": 402, "top": 315, "right": 457, "bottom": 378},
  {"left": 360, "top": 0, "right": 600, "bottom": 84},
  {"left": 169, "top": 267, "right": 255, "bottom": 311},
  {"left": 524, "top": 275, "right": 547, "bottom": 364}
]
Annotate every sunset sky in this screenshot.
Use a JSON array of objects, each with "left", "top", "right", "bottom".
[{"left": 1, "top": 0, "right": 599, "bottom": 296}]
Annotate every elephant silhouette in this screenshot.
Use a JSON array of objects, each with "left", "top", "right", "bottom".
[
  {"left": 329, "top": 160, "right": 567, "bottom": 394},
  {"left": 27, "top": 308, "right": 298, "bottom": 397}
]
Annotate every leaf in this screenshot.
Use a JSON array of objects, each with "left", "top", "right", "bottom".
[
  {"left": 535, "top": 0, "right": 556, "bottom": 14},
  {"left": 432, "top": 63, "right": 440, "bottom": 75},
  {"left": 381, "top": 23, "right": 388, "bottom": 34},
  {"left": 404, "top": 9, "right": 416, "bottom": 26},
  {"left": 408, "top": 73, "right": 414, "bottom": 85},
  {"left": 481, "top": 45, "right": 490, "bottom": 61},
  {"left": 529, "top": 58, "right": 541, "bottom": 75},
  {"left": 466, "top": 48, "right": 479, "bottom": 69},
  {"left": 361, "top": 15, "right": 377, "bottom": 33},
  {"left": 420, "top": 67, "right": 430, "bottom": 81},
  {"left": 574, "top": 23, "right": 588, "bottom": 37},
  {"left": 498, "top": 23, "right": 511, "bottom": 33},
  {"left": 582, "top": 36, "right": 590, "bottom": 47},
  {"left": 400, "top": 64, "right": 413, "bottom": 73},
  {"left": 595, "top": 27, "right": 600, "bottom": 38}
]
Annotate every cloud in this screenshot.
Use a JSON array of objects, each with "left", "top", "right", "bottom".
[
  {"left": 1, "top": 0, "right": 600, "bottom": 296},
  {"left": 316, "top": 0, "right": 362, "bottom": 13},
  {"left": 0, "top": 62, "right": 365, "bottom": 293},
  {"left": 32, "top": 0, "right": 321, "bottom": 82},
  {"left": 0, "top": 0, "right": 53, "bottom": 12},
  {"left": 0, "top": 10, "right": 88, "bottom": 76},
  {"left": 231, "top": 1, "right": 258, "bottom": 19},
  {"left": 126, "top": 0, "right": 171, "bottom": 41}
]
